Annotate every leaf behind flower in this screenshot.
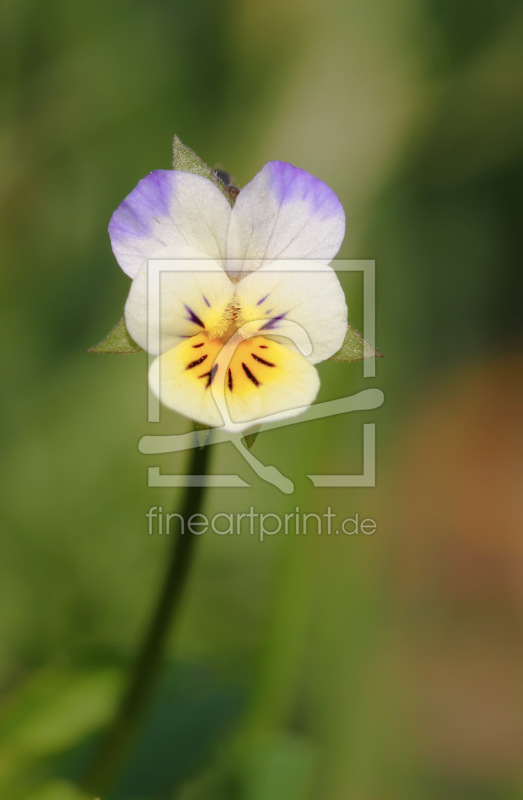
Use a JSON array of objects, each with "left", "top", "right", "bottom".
[
  {"left": 88, "top": 317, "right": 142, "bottom": 354},
  {"left": 330, "top": 322, "right": 384, "bottom": 363}
]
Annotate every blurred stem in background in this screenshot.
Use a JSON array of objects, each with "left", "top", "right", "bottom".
[{"left": 81, "top": 443, "right": 212, "bottom": 796}]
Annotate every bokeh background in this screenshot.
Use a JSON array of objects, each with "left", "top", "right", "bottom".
[{"left": 2, "top": 0, "right": 523, "bottom": 798}]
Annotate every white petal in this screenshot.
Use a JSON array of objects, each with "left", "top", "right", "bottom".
[
  {"left": 235, "top": 260, "right": 348, "bottom": 364},
  {"left": 124, "top": 247, "right": 235, "bottom": 354},
  {"left": 226, "top": 161, "right": 345, "bottom": 276},
  {"left": 109, "top": 170, "right": 232, "bottom": 278}
]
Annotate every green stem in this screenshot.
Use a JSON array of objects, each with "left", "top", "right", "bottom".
[{"left": 82, "top": 443, "right": 211, "bottom": 795}]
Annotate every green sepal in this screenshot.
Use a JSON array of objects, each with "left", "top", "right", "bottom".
[
  {"left": 192, "top": 421, "right": 259, "bottom": 448},
  {"left": 330, "top": 322, "right": 384, "bottom": 363},
  {"left": 88, "top": 316, "right": 142, "bottom": 354},
  {"left": 173, "top": 135, "right": 238, "bottom": 206},
  {"left": 242, "top": 426, "right": 261, "bottom": 450}
]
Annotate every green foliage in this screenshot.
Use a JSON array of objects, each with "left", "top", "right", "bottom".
[
  {"left": 0, "top": 660, "right": 242, "bottom": 799},
  {"left": 110, "top": 663, "right": 242, "bottom": 798},
  {"left": 19, "top": 781, "right": 92, "bottom": 800},
  {"left": 88, "top": 317, "right": 142, "bottom": 354},
  {"left": 0, "top": 662, "right": 121, "bottom": 798},
  {"left": 329, "top": 322, "right": 384, "bottom": 363}
]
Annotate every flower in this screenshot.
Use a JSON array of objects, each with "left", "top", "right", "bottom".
[{"left": 109, "top": 161, "right": 348, "bottom": 432}]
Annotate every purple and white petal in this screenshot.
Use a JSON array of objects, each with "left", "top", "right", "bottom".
[
  {"left": 226, "top": 161, "right": 345, "bottom": 276},
  {"left": 236, "top": 260, "right": 348, "bottom": 364},
  {"left": 109, "top": 170, "right": 232, "bottom": 278}
]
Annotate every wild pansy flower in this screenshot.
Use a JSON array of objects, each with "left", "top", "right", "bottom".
[{"left": 108, "top": 161, "right": 348, "bottom": 432}]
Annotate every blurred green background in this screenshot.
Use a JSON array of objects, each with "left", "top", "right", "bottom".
[{"left": 2, "top": 0, "right": 523, "bottom": 798}]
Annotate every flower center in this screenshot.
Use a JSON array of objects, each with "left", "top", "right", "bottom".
[{"left": 206, "top": 300, "right": 244, "bottom": 344}]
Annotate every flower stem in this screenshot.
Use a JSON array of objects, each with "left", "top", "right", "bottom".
[{"left": 82, "top": 443, "right": 211, "bottom": 795}]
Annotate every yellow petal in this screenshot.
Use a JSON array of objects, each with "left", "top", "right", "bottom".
[
  {"left": 149, "top": 333, "right": 320, "bottom": 432},
  {"left": 149, "top": 333, "right": 224, "bottom": 427},
  {"left": 217, "top": 335, "right": 320, "bottom": 431}
]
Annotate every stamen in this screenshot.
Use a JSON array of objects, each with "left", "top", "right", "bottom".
[
  {"left": 187, "top": 354, "right": 208, "bottom": 369},
  {"left": 252, "top": 353, "right": 275, "bottom": 367},
  {"left": 242, "top": 362, "right": 260, "bottom": 386}
]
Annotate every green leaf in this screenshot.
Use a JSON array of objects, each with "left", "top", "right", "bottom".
[
  {"left": 18, "top": 779, "right": 94, "bottom": 800},
  {"left": 0, "top": 659, "right": 242, "bottom": 799},
  {"left": 88, "top": 317, "right": 142, "bottom": 354},
  {"left": 173, "top": 135, "right": 237, "bottom": 206},
  {"left": 109, "top": 662, "right": 243, "bottom": 797},
  {"left": 330, "top": 322, "right": 384, "bottom": 363},
  {"left": 0, "top": 661, "right": 122, "bottom": 795}
]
